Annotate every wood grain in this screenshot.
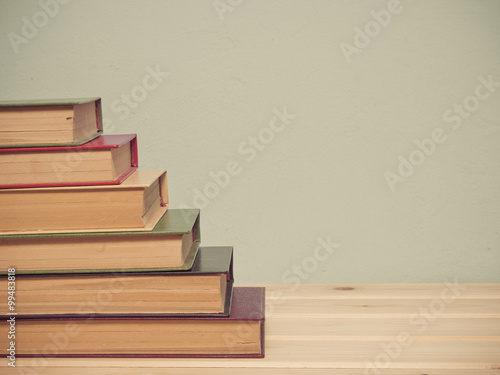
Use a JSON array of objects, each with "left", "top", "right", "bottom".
[{"left": 2, "top": 283, "right": 499, "bottom": 374}]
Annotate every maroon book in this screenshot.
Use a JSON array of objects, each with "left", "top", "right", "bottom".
[
  {"left": 3, "top": 287, "right": 265, "bottom": 358},
  {"left": 0, "top": 134, "right": 138, "bottom": 188}
]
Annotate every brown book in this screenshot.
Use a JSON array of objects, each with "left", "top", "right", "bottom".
[
  {"left": 0, "top": 97, "right": 102, "bottom": 147},
  {"left": 0, "top": 209, "right": 199, "bottom": 274},
  {"left": 0, "top": 134, "right": 138, "bottom": 188},
  {"left": 0, "top": 247, "right": 232, "bottom": 317},
  {"left": 0, "top": 287, "right": 264, "bottom": 358},
  {"left": 0, "top": 169, "right": 168, "bottom": 234}
]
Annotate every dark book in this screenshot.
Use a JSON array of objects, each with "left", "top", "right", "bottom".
[
  {"left": 0, "top": 134, "right": 138, "bottom": 188},
  {"left": 0, "top": 247, "right": 232, "bottom": 318},
  {"left": 0, "top": 209, "right": 199, "bottom": 275},
  {"left": 0, "top": 97, "right": 102, "bottom": 148},
  {"left": 1, "top": 287, "right": 264, "bottom": 358}
]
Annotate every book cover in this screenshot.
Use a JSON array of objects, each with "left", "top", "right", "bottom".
[
  {"left": 0, "top": 247, "right": 233, "bottom": 318},
  {"left": 1, "top": 287, "right": 264, "bottom": 358},
  {"left": 0, "top": 134, "right": 138, "bottom": 188},
  {"left": 0, "top": 97, "right": 101, "bottom": 108},
  {"left": 0, "top": 97, "right": 103, "bottom": 148},
  {"left": 0, "top": 209, "right": 200, "bottom": 274}
]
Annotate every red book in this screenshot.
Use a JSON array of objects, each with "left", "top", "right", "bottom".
[
  {"left": 0, "top": 134, "right": 138, "bottom": 188},
  {"left": 2, "top": 287, "right": 265, "bottom": 358}
]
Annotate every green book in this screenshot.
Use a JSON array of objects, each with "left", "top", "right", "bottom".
[
  {"left": 0, "top": 97, "right": 103, "bottom": 148},
  {"left": 0, "top": 209, "right": 200, "bottom": 275}
]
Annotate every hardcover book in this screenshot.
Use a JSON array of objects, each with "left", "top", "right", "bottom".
[
  {"left": 0, "top": 134, "right": 138, "bottom": 188},
  {"left": 0, "top": 169, "right": 168, "bottom": 234},
  {"left": 0, "top": 247, "right": 233, "bottom": 317},
  {"left": 0, "top": 287, "right": 264, "bottom": 358},
  {"left": 0, "top": 97, "right": 102, "bottom": 147},
  {"left": 0, "top": 209, "right": 199, "bottom": 274}
]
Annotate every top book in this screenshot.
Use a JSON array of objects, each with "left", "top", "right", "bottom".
[{"left": 0, "top": 97, "right": 103, "bottom": 148}]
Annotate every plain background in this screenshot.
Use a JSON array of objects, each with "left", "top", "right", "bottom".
[{"left": 0, "top": 0, "right": 499, "bottom": 284}]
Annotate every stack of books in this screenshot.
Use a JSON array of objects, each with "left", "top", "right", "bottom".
[{"left": 0, "top": 97, "right": 265, "bottom": 358}]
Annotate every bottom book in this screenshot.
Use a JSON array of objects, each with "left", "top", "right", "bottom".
[{"left": 2, "top": 287, "right": 265, "bottom": 358}]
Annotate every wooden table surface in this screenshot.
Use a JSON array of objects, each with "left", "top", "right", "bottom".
[{"left": 4, "top": 283, "right": 500, "bottom": 374}]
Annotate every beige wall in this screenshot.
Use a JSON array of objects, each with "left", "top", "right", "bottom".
[{"left": 1, "top": 0, "right": 499, "bottom": 283}]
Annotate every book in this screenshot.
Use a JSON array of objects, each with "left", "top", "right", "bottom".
[
  {"left": 0, "top": 169, "right": 168, "bottom": 234},
  {"left": 0, "top": 247, "right": 233, "bottom": 317},
  {"left": 0, "top": 209, "right": 199, "bottom": 274},
  {"left": 0, "top": 97, "right": 102, "bottom": 148},
  {"left": 0, "top": 134, "right": 138, "bottom": 188},
  {"left": 1, "top": 287, "right": 264, "bottom": 358}
]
